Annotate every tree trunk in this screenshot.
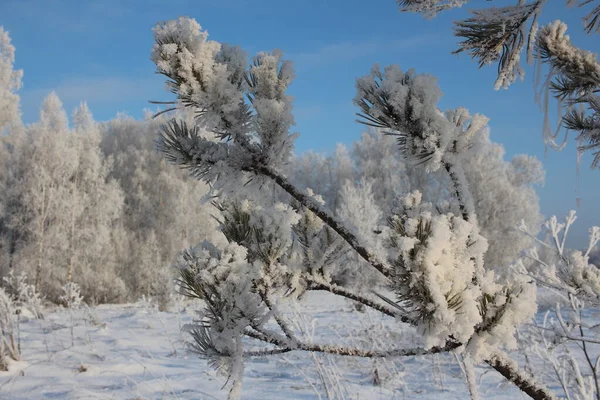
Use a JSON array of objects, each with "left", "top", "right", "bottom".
[{"left": 35, "top": 185, "right": 48, "bottom": 292}]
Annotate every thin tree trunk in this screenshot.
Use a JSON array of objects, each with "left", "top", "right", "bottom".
[
  {"left": 67, "top": 173, "right": 79, "bottom": 283},
  {"left": 35, "top": 185, "right": 47, "bottom": 292},
  {"left": 35, "top": 225, "right": 45, "bottom": 292}
]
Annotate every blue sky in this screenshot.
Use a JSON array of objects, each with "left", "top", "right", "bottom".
[{"left": 1, "top": 0, "right": 599, "bottom": 247}]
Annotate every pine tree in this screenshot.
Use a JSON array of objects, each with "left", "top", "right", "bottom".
[{"left": 150, "top": 17, "right": 555, "bottom": 400}]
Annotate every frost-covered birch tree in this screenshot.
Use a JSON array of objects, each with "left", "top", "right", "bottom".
[
  {"left": 0, "top": 28, "right": 217, "bottom": 304},
  {"left": 462, "top": 130, "right": 545, "bottom": 271},
  {"left": 62, "top": 103, "right": 125, "bottom": 302},
  {"left": 0, "top": 26, "right": 22, "bottom": 134},
  {"left": 100, "top": 114, "right": 217, "bottom": 304},
  {"left": 398, "top": 0, "right": 600, "bottom": 167},
  {"left": 288, "top": 144, "right": 356, "bottom": 216},
  {"left": 16, "top": 93, "right": 76, "bottom": 295},
  {"left": 0, "top": 27, "right": 23, "bottom": 278},
  {"left": 151, "top": 17, "right": 557, "bottom": 400}
]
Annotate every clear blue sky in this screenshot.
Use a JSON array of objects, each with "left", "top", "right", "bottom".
[{"left": 1, "top": 0, "right": 598, "bottom": 247}]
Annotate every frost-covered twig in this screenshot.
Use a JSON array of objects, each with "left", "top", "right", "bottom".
[
  {"left": 304, "top": 276, "right": 401, "bottom": 320},
  {"left": 0, "top": 288, "right": 21, "bottom": 370},
  {"left": 240, "top": 332, "right": 461, "bottom": 359},
  {"left": 521, "top": 212, "right": 600, "bottom": 306},
  {"left": 462, "top": 354, "right": 481, "bottom": 400},
  {"left": 3, "top": 271, "right": 44, "bottom": 320},
  {"left": 519, "top": 212, "right": 600, "bottom": 399}
]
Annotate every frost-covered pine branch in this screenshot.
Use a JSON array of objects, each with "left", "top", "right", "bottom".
[
  {"left": 2, "top": 271, "right": 44, "bottom": 320},
  {"left": 152, "top": 16, "right": 555, "bottom": 400},
  {"left": 536, "top": 20, "right": 600, "bottom": 167},
  {"left": 398, "top": 0, "right": 600, "bottom": 168},
  {"left": 397, "top": 0, "right": 470, "bottom": 18},
  {"left": 152, "top": 18, "right": 392, "bottom": 280},
  {"left": 400, "top": 0, "right": 547, "bottom": 90}
]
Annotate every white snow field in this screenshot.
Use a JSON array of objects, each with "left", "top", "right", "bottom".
[{"left": 0, "top": 292, "right": 564, "bottom": 400}]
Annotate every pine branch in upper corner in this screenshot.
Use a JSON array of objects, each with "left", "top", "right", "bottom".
[
  {"left": 564, "top": 103, "right": 600, "bottom": 167},
  {"left": 572, "top": 0, "right": 600, "bottom": 33},
  {"left": 397, "top": 0, "right": 470, "bottom": 17},
  {"left": 452, "top": 1, "right": 545, "bottom": 89},
  {"left": 536, "top": 20, "right": 600, "bottom": 167},
  {"left": 536, "top": 21, "right": 600, "bottom": 102}
]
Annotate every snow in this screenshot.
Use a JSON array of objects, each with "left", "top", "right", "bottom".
[{"left": 0, "top": 292, "right": 545, "bottom": 400}]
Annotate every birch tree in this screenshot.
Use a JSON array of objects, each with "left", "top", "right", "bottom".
[
  {"left": 0, "top": 26, "right": 21, "bottom": 134},
  {"left": 100, "top": 114, "right": 217, "bottom": 302},
  {"left": 7, "top": 96, "right": 125, "bottom": 302},
  {"left": 17, "top": 93, "right": 76, "bottom": 295},
  {"left": 0, "top": 27, "right": 23, "bottom": 278}
]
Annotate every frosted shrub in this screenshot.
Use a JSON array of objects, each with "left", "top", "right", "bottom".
[
  {"left": 152, "top": 17, "right": 554, "bottom": 400},
  {"left": 0, "top": 287, "right": 20, "bottom": 371},
  {"left": 60, "top": 282, "right": 83, "bottom": 310},
  {"left": 60, "top": 282, "right": 83, "bottom": 347},
  {"left": 152, "top": 266, "right": 176, "bottom": 312},
  {"left": 518, "top": 213, "right": 600, "bottom": 399},
  {"left": 2, "top": 271, "right": 44, "bottom": 319},
  {"left": 136, "top": 294, "right": 157, "bottom": 311}
]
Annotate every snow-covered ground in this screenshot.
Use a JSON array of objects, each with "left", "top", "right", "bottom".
[{"left": 0, "top": 292, "right": 550, "bottom": 399}]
